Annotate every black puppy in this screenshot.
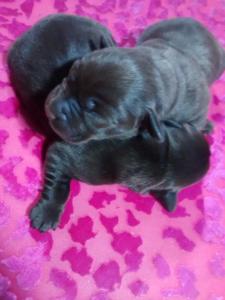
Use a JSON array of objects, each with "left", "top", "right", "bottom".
[
  {"left": 7, "top": 16, "right": 211, "bottom": 232},
  {"left": 45, "top": 18, "right": 225, "bottom": 143},
  {"left": 8, "top": 14, "right": 116, "bottom": 138},
  {"left": 30, "top": 111, "right": 210, "bottom": 231}
]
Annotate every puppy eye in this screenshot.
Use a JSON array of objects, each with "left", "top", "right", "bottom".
[{"left": 86, "top": 97, "right": 97, "bottom": 111}]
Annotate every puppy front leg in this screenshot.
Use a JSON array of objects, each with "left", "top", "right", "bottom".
[
  {"left": 30, "top": 145, "right": 71, "bottom": 232},
  {"left": 151, "top": 190, "right": 178, "bottom": 212}
]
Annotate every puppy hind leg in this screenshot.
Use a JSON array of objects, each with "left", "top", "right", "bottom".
[
  {"left": 151, "top": 190, "right": 178, "bottom": 212},
  {"left": 165, "top": 118, "right": 213, "bottom": 134},
  {"left": 163, "top": 119, "right": 182, "bottom": 129},
  {"left": 30, "top": 145, "right": 71, "bottom": 232}
]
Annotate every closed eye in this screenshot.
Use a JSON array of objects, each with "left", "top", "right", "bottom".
[{"left": 86, "top": 97, "right": 98, "bottom": 112}]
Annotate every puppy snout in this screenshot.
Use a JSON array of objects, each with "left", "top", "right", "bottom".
[
  {"left": 46, "top": 98, "right": 80, "bottom": 121},
  {"left": 50, "top": 101, "right": 70, "bottom": 121}
]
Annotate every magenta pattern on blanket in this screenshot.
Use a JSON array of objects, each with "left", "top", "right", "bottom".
[{"left": 0, "top": 0, "right": 225, "bottom": 299}]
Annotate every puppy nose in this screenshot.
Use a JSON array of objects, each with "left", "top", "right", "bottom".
[{"left": 52, "top": 101, "right": 69, "bottom": 121}]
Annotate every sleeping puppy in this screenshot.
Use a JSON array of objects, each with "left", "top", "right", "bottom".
[
  {"left": 45, "top": 17, "right": 225, "bottom": 143},
  {"left": 7, "top": 14, "right": 116, "bottom": 138},
  {"left": 30, "top": 111, "right": 210, "bottom": 231}
]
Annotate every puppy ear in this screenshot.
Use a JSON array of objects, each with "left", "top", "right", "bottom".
[
  {"left": 100, "top": 36, "right": 109, "bottom": 48},
  {"left": 100, "top": 35, "right": 117, "bottom": 48},
  {"left": 89, "top": 35, "right": 116, "bottom": 51},
  {"left": 89, "top": 39, "right": 98, "bottom": 51},
  {"left": 152, "top": 190, "right": 178, "bottom": 212},
  {"left": 141, "top": 109, "right": 165, "bottom": 142}
]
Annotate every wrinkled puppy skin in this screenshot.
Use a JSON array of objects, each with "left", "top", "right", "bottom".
[
  {"left": 7, "top": 16, "right": 213, "bottom": 231},
  {"left": 7, "top": 14, "right": 116, "bottom": 138},
  {"left": 45, "top": 17, "right": 225, "bottom": 143},
  {"left": 30, "top": 113, "right": 210, "bottom": 231}
]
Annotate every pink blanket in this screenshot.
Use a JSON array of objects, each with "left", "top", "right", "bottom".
[{"left": 1, "top": 1, "right": 225, "bottom": 299}]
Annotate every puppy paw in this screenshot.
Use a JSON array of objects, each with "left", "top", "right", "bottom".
[
  {"left": 152, "top": 190, "right": 177, "bottom": 212},
  {"left": 30, "top": 201, "right": 62, "bottom": 232}
]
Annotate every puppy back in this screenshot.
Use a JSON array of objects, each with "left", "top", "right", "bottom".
[{"left": 138, "top": 18, "right": 225, "bottom": 84}]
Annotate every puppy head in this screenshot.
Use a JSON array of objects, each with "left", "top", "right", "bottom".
[{"left": 45, "top": 48, "right": 144, "bottom": 143}]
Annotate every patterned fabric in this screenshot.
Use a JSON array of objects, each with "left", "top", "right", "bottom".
[{"left": 0, "top": 1, "right": 225, "bottom": 299}]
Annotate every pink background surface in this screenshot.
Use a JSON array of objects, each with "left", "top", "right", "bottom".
[{"left": 1, "top": 0, "right": 225, "bottom": 299}]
